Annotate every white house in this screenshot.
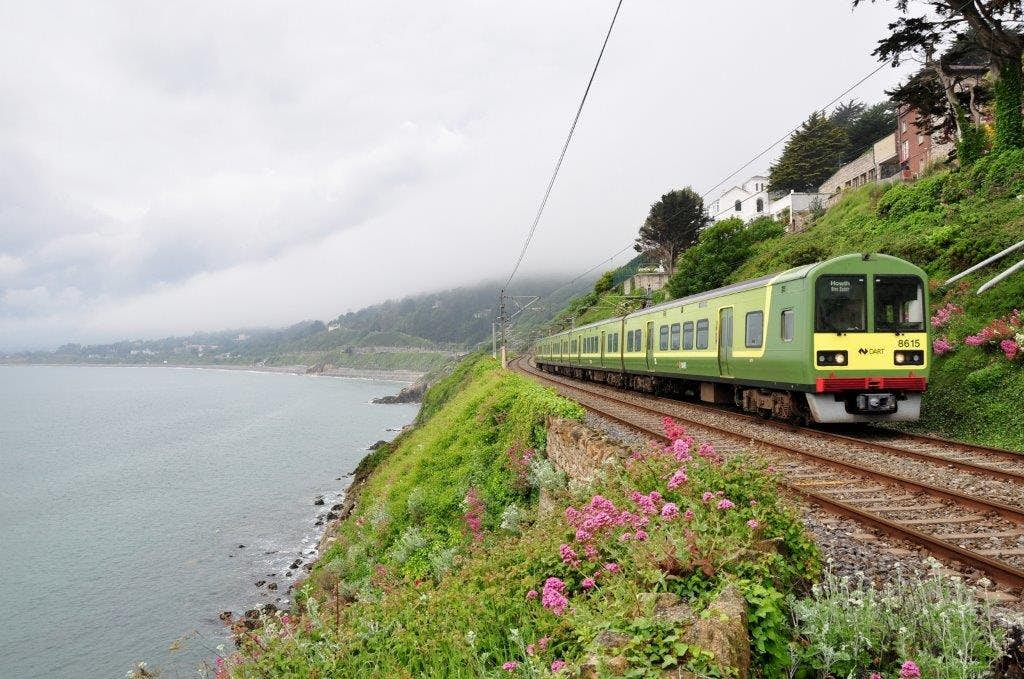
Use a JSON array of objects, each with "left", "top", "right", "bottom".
[
  {"left": 706, "top": 175, "right": 770, "bottom": 224},
  {"left": 768, "top": 190, "right": 830, "bottom": 233}
]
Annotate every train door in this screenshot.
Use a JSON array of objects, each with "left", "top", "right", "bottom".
[
  {"left": 718, "top": 307, "right": 733, "bottom": 377},
  {"left": 619, "top": 319, "right": 626, "bottom": 372},
  {"left": 645, "top": 321, "right": 654, "bottom": 370},
  {"left": 600, "top": 331, "right": 606, "bottom": 367}
]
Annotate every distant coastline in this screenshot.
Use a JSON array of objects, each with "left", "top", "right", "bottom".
[{"left": 0, "top": 362, "right": 425, "bottom": 383}]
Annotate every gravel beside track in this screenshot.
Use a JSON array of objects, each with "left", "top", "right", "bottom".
[{"left": 513, "top": 356, "right": 1024, "bottom": 607}]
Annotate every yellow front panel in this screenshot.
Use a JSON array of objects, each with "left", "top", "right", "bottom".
[{"left": 813, "top": 333, "right": 928, "bottom": 371}]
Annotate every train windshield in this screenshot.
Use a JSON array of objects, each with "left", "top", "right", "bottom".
[
  {"left": 815, "top": 275, "right": 867, "bottom": 332},
  {"left": 874, "top": 275, "right": 925, "bottom": 332}
]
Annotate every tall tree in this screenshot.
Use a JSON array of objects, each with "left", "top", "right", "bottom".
[
  {"left": 828, "top": 100, "right": 898, "bottom": 163},
  {"left": 855, "top": 0, "right": 1023, "bottom": 151},
  {"left": 886, "top": 32, "right": 993, "bottom": 142},
  {"left": 845, "top": 101, "right": 898, "bottom": 161},
  {"left": 633, "top": 188, "right": 708, "bottom": 275},
  {"left": 768, "top": 112, "right": 849, "bottom": 192}
]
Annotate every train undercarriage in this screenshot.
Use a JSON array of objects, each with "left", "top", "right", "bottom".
[{"left": 535, "top": 361, "right": 922, "bottom": 425}]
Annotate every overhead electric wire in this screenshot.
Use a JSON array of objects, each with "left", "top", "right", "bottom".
[
  {"left": 501, "top": 0, "right": 625, "bottom": 293},
  {"left": 507, "top": 0, "right": 978, "bottom": 343},
  {"left": 509, "top": 45, "right": 906, "bottom": 336}
]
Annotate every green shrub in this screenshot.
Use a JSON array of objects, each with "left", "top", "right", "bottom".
[{"left": 791, "top": 565, "right": 1004, "bottom": 678}]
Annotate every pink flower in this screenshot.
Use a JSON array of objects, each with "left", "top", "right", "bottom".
[
  {"left": 619, "top": 532, "right": 632, "bottom": 541},
  {"left": 634, "top": 529, "right": 648, "bottom": 541},
  {"left": 630, "top": 491, "right": 659, "bottom": 515},
  {"left": 526, "top": 589, "right": 538, "bottom": 600},
  {"left": 900, "top": 661, "right": 921, "bottom": 679},
  {"left": 560, "top": 543, "right": 580, "bottom": 567},
  {"left": 584, "top": 543, "right": 598, "bottom": 561},
  {"left": 661, "top": 502, "right": 679, "bottom": 519},
  {"left": 1001, "top": 338, "right": 1018, "bottom": 360},
  {"left": 551, "top": 660, "right": 566, "bottom": 672},
  {"left": 502, "top": 661, "right": 518, "bottom": 671},
  {"left": 683, "top": 508, "right": 695, "bottom": 520},
  {"left": 667, "top": 468, "right": 688, "bottom": 490},
  {"left": 766, "top": 466, "right": 776, "bottom": 473},
  {"left": 749, "top": 500, "right": 758, "bottom": 507},
  {"left": 581, "top": 577, "right": 596, "bottom": 589},
  {"left": 537, "top": 637, "right": 549, "bottom": 651},
  {"left": 662, "top": 417, "right": 687, "bottom": 440},
  {"left": 604, "top": 562, "right": 620, "bottom": 574},
  {"left": 526, "top": 644, "right": 535, "bottom": 655},
  {"left": 542, "top": 577, "right": 569, "bottom": 616},
  {"left": 870, "top": 674, "right": 882, "bottom": 679},
  {"left": 697, "top": 442, "right": 721, "bottom": 463},
  {"left": 701, "top": 491, "right": 714, "bottom": 502},
  {"left": 717, "top": 498, "right": 735, "bottom": 510},
  {"left": 747, "top": 519, "right": 759, "bottom": 529},
  {"left": 932, "top": 336, "right": 954, "bottom": 356},
  {"left": 671, "top": 438, "right": 693, "bottom": 461}
]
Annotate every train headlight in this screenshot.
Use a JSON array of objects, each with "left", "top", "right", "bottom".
[
  {"left": 817, "top": 350, "right": 848, "bottom": 366},
  {"left": 894, "top": 350, "right": 924, "bottom": 366}
]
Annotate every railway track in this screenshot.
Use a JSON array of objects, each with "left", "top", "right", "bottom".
[{"left": 511, "top": 356, "right": 1024, "bottom": 593}]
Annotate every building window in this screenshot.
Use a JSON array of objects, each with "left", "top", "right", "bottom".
[
  {"left": 901, "top": 140, "right": 909, "bottom": 161},
  {"left": 756, "top": 198, "right": 764, "bottom": 212},
  {"left": 781, "top": 309, "right": 794, "bottom": 342},
  {"left": 901, "top": 120, "right": 907, "bottom": 133},
  {"left": 659, "top": 325, "right": 669, "bottom": 351},
  {"left": 696, "top": 319, "right": 709, "bottom": 350},
  {"left": 745, "top": 311, "right": 764, "bottom": 348},
  {"left": 734, "top": 199, "right": 742, "bottom": 212},
  {"left": 670, "top": 323, "right": 680, "bottom": 350},
  {"left": 682, "top": 322, "right": 694, "bottom": 350}
]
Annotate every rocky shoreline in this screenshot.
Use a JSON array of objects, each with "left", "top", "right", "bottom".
[{"left": 220, "top": 388, "right": 418, "bottom": 638}]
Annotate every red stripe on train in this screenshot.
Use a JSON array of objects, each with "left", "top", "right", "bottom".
[{"left": 815, "top": 376, "right": 927, "bottom": 393}]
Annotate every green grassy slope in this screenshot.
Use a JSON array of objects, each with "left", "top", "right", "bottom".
[{"left": 218, "top": 356, "right": 818, "bottom": 677}]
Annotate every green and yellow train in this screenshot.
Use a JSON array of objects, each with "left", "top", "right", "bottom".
[{"left": 534, "top": 253, "right": 930, "bottom": 424}]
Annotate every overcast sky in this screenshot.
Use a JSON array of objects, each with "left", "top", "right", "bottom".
[{"left": 0, "top": 1, "right": 911, "bottom": 350}]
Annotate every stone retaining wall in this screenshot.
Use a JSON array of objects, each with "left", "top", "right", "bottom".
[{"left": 545, "top": 416, "right": 632, "bottom": 482}]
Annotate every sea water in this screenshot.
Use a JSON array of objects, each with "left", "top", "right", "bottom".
[{"left": 0, "top": 365, "right": 418, "bottom": 678}]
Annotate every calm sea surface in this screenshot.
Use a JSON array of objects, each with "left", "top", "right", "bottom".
[{"left": 0, "top": 365, "right": 418, "bottom": 679}]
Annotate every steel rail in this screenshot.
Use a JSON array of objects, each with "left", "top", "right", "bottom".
[
  {"left": 512, "top": 357, "right": 1024, "bottom": 589},
  {"left": 530, "top": 359, "right": 1024, "bottom": 483},
  {"left": 517, "top": 360, "right": 1024, "bottom": 523}
]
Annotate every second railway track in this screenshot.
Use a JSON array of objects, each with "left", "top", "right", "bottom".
[{"left": 511, "top": 355, "right": 1024, "bottom": 594}]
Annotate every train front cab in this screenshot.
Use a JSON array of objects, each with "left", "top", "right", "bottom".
[{"left": 805, "top": 255, "right": 929, "bottom": 423}]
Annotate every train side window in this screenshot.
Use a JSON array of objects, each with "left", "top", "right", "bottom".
[
  {"left": 682, "top": 322, "right": 694, "bottom": 350},
  {"left": 781, "top": 309, "right": 794, "bottom": 342},
  {"left": 659, "top": 325, "right": 669, "bottom": 350},
  {"left": 745, "top": 311, "right": 764, "bottom": 348},
  {"left": 696, "top": 319, "right": 709, "bottom": 349},
  {"left": 626, "top": 331, "right": 633, "bottom": 352},
  {"left": 670, "top": 323, "right": 680, "bottom": 350},
  {"left": 571, "top": 339, "right": 577, "bottom": 353}
]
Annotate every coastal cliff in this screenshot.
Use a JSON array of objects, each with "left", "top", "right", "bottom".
[{"left": 213, "top": 355, "right": 820, "bottom": 677}]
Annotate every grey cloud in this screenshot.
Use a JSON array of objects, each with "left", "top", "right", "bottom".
[{"left": 0, "top": 0, "right": 910, "bottom": 349}]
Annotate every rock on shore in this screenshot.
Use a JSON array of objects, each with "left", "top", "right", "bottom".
[{"left": 372, "top": 378, "right": 427, "bottom": 404}]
